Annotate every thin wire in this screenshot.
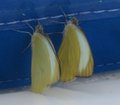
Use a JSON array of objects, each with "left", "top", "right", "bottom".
[
  {"left": 47, "top": 20, "right": 65, "bottom": 24},
  {"left": 47, "top": 32, "right": 63, "bottom": 35}
]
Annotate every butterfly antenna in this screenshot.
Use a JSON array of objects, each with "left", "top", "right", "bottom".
[
  {"left": 13, "top": 29, "right": 32, "bottom": 37},
  {"left": 25, "top": 22, "right": 34, "bottom": 33},
  {"left": 59, "top": 6, "right": 68, "bottom": 23}
]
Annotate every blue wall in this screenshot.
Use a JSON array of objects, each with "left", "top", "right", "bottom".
[{"left": 0, "top": 0, "right": 120, "bottom": 89}]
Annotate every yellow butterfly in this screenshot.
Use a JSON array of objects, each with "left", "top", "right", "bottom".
[
  {"left": 31, "top": 24, "right": 60, "bottom": 93},
  {"left": 58, "top": 17, "right": 94, "bottom": 82}
]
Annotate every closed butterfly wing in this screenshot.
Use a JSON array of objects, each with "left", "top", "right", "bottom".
[
  {"left": 31, "top": 25, "right": 59, "bottom": 93},
  {"left": 58, "top": 17, "right": 94, "bottom": 82},
  {"left": 58, "top": 23, "right": 80, "bottom": 82},
  {"left": 75, "top": 27, "right": 94, "bottom": 77}
]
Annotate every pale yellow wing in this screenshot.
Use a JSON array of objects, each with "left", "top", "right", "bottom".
[
  {"left": 58, "top": 24, "right": 80, "bottom": 82},
  {"left": 58, "top": 23, "right": 94, "bottom": 81},
  {"left": 76, "top": 27, "right": 94, "bottom": 77},
  {"left": 45, "top": 36, "right": 60, "bottom": 84},
  {"left": 31, "top": 33, "right": 59, "bottom": 93}
]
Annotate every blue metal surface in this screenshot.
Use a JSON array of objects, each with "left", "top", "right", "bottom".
[{"left": 0, "top": 0, "right": 120, "bottom": 89}]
